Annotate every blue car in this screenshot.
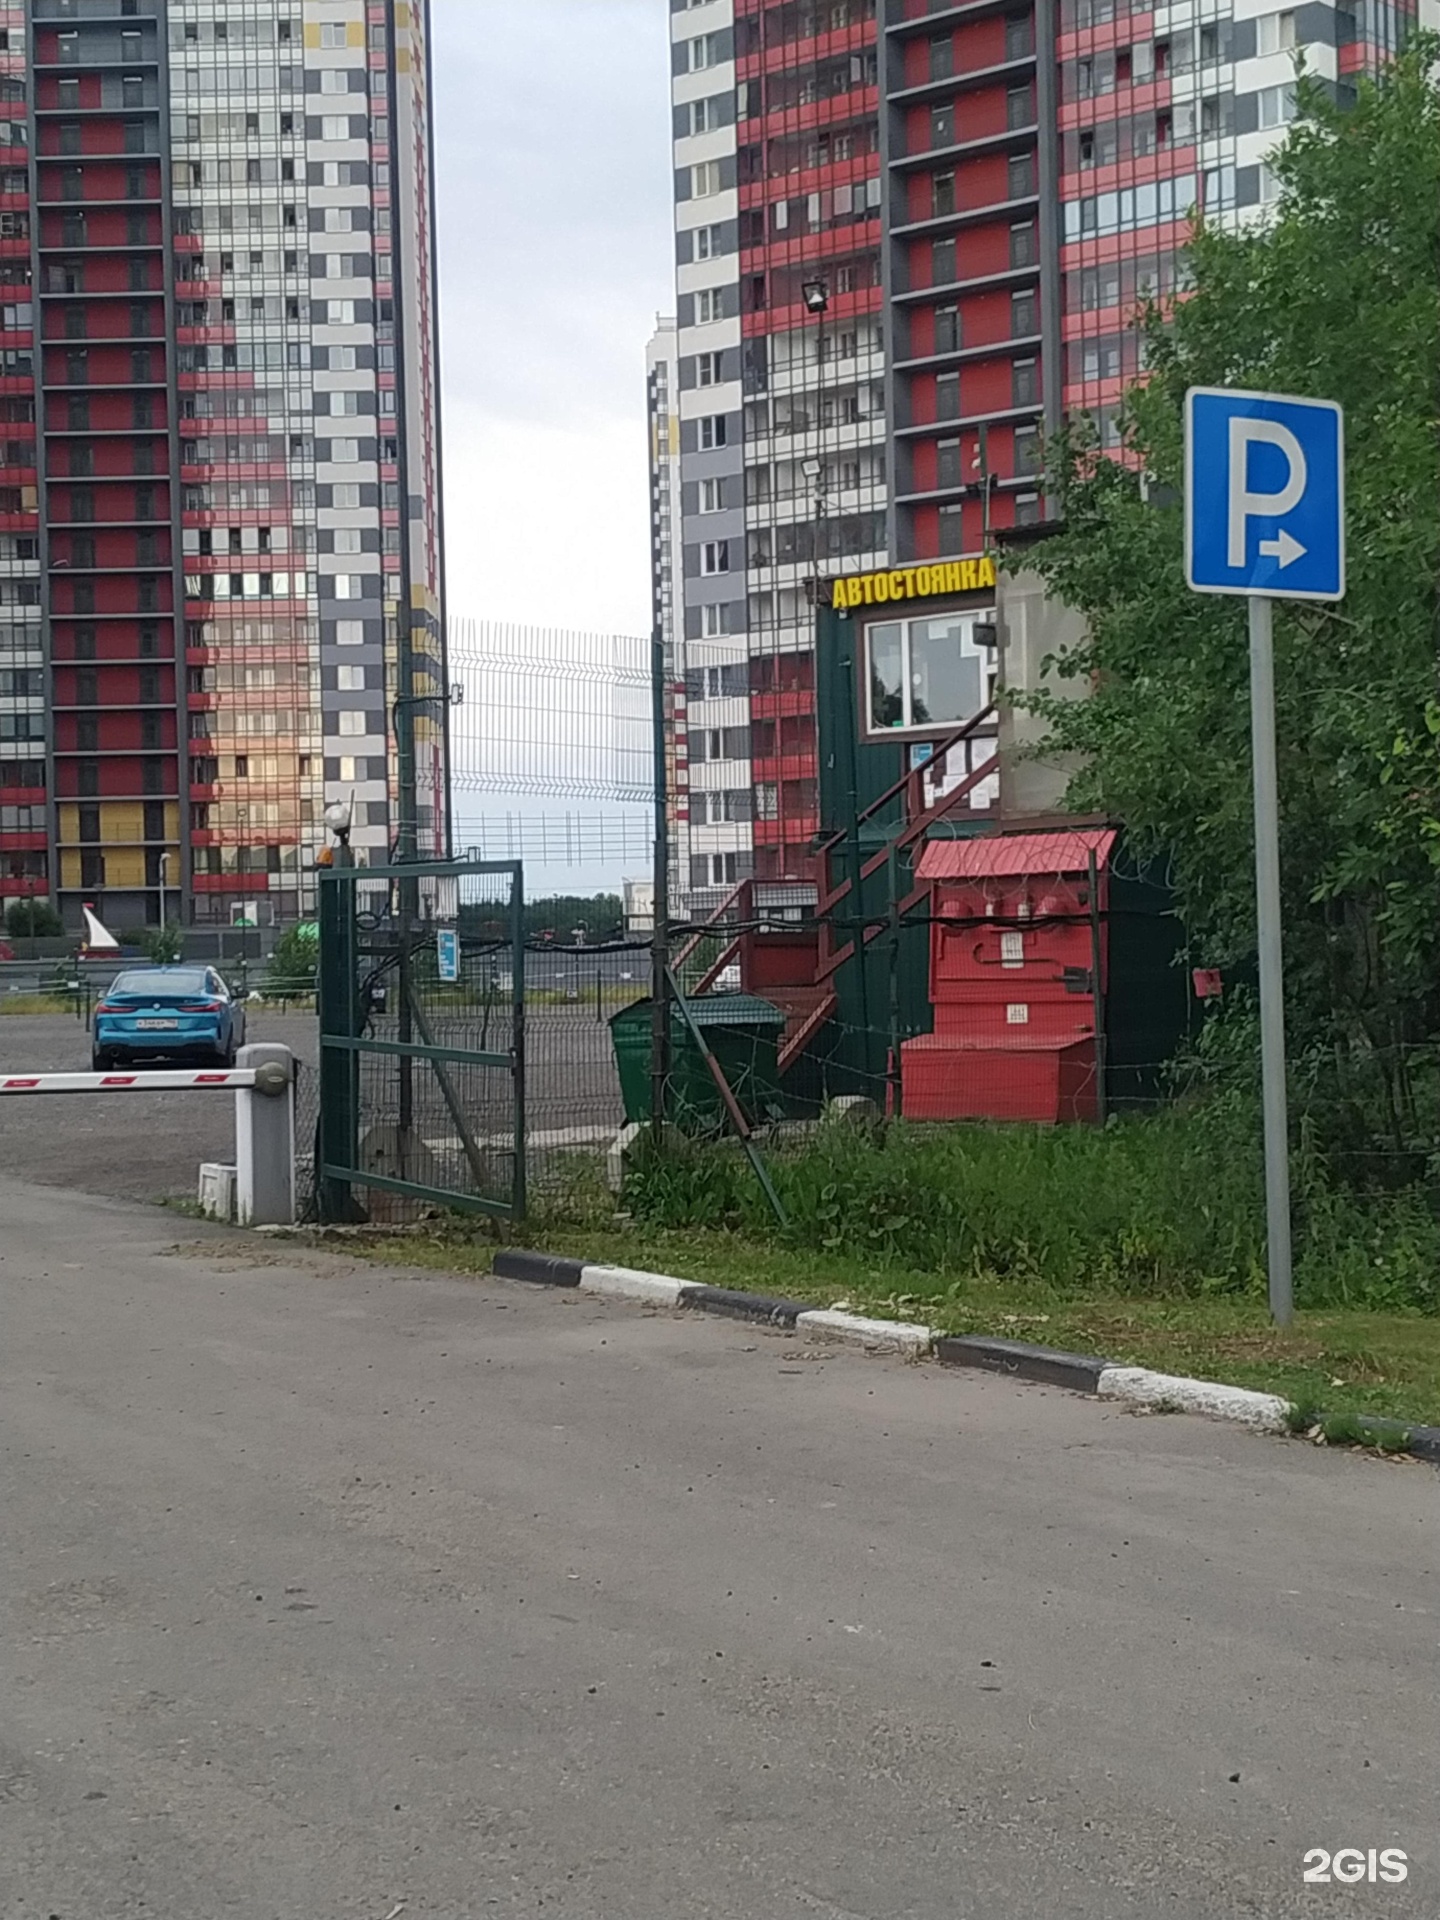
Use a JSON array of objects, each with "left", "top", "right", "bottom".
[{"left": 92, "top": 966, "right": 247, "bottom": 1071}]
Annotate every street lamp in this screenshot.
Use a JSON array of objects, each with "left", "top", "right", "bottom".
[{"left": 801, "top": 280, "right": 831, "bottom": 591}]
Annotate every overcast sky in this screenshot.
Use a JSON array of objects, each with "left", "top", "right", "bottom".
[{"left": 431, "top": 0, "right": 674, "bottom": 640}]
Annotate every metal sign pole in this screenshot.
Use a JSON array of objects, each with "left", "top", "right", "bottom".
[
  {"left": 1187, "top": 386, "right": 1344, "bottom": 1327},
  {"left": 1247, "top": 594, "right": 1293, "bottom": 1325}
]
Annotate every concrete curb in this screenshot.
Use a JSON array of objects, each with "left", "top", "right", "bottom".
[
  {"left": 679, "top": 1284, "right": 811, "bottom": 1328},
  {"left": 1097, "top": 1365, "right": 1290, "bottom": 1433},
  {"left": 492, "top": 1249, "right": 1440, "bottom": 1465},
  {"left": 936, "top": 1335, "right": 1108, "bottom": 1394},
  {"left": 492, "top": 1249, "right": 583, "bottom": 1288},
  {"left": 795, "top": 1308, "right": 934, "bottom": 1357},
  {"left": 580, "top": 1264, "right": 690, "bottom": 1309}
]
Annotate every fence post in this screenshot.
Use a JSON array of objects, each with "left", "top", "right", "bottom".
[
  {"left": 235, "top": 1043, "right": 296, "bottom": 1226},
  {"left": 317, "top": 858, "right": 361, "bottom": 1222}
]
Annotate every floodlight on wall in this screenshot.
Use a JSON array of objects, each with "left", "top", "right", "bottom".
[{"left": 801, "top": 279, "right": 829, "bottom": 315}]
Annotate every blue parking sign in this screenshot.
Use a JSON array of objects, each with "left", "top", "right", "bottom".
[
  {"left": 437, "top": 928, "right": 459, "bottom": 984},
  {"left": 1185, "top": 387, "right": 1345, "bottom": 601}
]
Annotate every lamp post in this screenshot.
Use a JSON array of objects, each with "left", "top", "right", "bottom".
[
  {"left": 801, "top": 278, "right": 830, "bottom": 585},
  {"left": 158, "top": 849, "right": 170, "bottom": 941}
]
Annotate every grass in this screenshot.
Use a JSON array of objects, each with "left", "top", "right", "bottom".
[
  {"left": 335, "top": 1214, "right": 1440, "bottom": 1433},
  {"left": 0, "top": 995, "right": 85, "bottom": 1017},
  {"left": 309, "top": 1097, "right": 1440, "bottom": 1441}
]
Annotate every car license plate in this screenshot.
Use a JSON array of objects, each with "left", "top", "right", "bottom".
[{"left": 135, "top": 1018, "right": 179, "bottom": 1030}]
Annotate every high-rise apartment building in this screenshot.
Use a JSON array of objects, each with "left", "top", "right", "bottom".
[
  {"left": 667, "top": 0, "right": 1432, "bottom": 905},
  {"left": 0, "top": 0, "right": 445, "bottom": 935},
  {"left": 880, "top": 0, "right": 1432, "bottom": 561},
  {"left": 669, "top": 0, "right": 887, "bottom": 917},
  {"left": 646, "top": 313, "right": 689, "bottom": 897}
]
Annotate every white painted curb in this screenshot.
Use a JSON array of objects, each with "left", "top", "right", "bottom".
[
  {"left": 580, "top": 1264, "right": 691, "bottom": 1309},
  {"left": 1098, "top": 1366, "right": 1291, "bottom": 1433},
  {"left": 795, "top": 1309, "right": 934, "bottom": 1357}
]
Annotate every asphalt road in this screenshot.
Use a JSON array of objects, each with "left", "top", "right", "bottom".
[
  {"left": 1, "top": 1174, "right": 1435, "bottom": 1919},
  {"left": 0, "top": 1010, "right": 626, "bottom": 1203}
]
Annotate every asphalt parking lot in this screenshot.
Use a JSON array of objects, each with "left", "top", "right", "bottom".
[
  {"left": 0, "top": 1007, "right": 627, "bottom": 1205},
  {"left": 3, "top": 1177, "right": 1436, "bottom": 1919},
  {"left": 0, "top": 1010, "right": 319, "bottom": 1203}
]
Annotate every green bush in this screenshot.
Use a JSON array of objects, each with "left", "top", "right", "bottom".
[
  {"left": 5, "top": 899, "right": 63, "bottom": 940},
  {"left": 264, "top": 922, "right": 318, "bottom": 998},
  {"left": 624, "top": 1100, "right": 1440, "bottom": 1314}
]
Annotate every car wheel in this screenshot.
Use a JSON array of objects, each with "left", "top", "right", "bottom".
[{"left": 92, "top": 1050, "right": 113, "bottom": 1072}]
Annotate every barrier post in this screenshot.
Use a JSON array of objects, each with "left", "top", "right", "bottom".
[{"left": 235, "top": 1043, "right": 296, "bottom": 1227}]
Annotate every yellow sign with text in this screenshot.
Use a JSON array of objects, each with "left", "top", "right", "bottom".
[{"left": 831, "top": 555, "right": 996, "bottom": 611}]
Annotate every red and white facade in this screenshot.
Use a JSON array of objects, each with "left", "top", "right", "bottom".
[{"left": 0, "top": 0, "right": 446, "bottom": 934}]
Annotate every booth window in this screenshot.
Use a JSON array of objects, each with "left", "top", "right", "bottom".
[{"left": 865, "top": 612, "right": 985, "bottom": 737}]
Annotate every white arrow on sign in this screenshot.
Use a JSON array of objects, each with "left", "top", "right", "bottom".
[{"left": 1259, "top": 529, "right": 1307, "bottom": 568}]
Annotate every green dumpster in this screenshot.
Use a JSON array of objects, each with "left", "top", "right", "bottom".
[{"left": 610, "top": 993, "right": 788, "bottom": 1132}]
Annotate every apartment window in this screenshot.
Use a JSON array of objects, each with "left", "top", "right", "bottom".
[
  {"left": 699, "top": 477, "right": 724, "bottom": 513},
  {"left": 929, "top": 34, "right": 954, "bottom": 80},
  {"left": 691, "top": 95, "right": 726, "bottom": 135},
  {"left": 700, "top": 540, "right": 729, "bottom": 574},
  {"left": 688, "top": 31, "right": 726, "bottom": 71},
  {"left": 699, "top": 414, "right": 727, "bottom": 449},
  {"left": 1012, "top": 289, "right": 1038, "bottom": 337},
  {"left": 1013, "top": 424, "right": 1040, "bottom": 475},
  {"left": 80, "top": 851, "right": 105, "bottom": 890},
  {"left": 1005, "top": 13, "right": 1035, "bottom": 58},
  {"left": 935, "top": 371, "right": 960, "bottom": 422},
  {"left": 1257, "top": 84, "right": 1297, "bottom": 128},
  {"left": 64, "top": 305, "right": 86, "bottom": 341},
  {"left": 78, "top": 805, "right": 101, "bottom": 844},
  {"left": 865, "top": 613, "right": 986, "bottom": 737},
  {"left": 694, "top": 287, "right": 725, "bottom": 324},
  {"left": 934, "top": 304, "right": 961, "bottom": 354},
  {"left": 700, "top": 603, "right": 728, "bottom": 637},
  {"left": 143, "top": 802, "right": 165, "bottom": 842},
  {"left": 1010, "top": 222, "right": 1036, "bottom": 267},
  {"left": 140, "top": 714, "right": 161, "bottom": 751},
  {"left": 70, "top": 535, "right": 95, "bottom": 570},
  {"left": 930, "top": 103, "right": 955, "bottom": 149},
  {"left": 931, "top": 171, "right": 956, "bottom": 218},
  {"left": 1007, "top": 85, "right": 1035, "bottom": 130},
  {"left": 932, "top": 237, "right": 957, "bottom": 287},
  {"left": 138, "top": 665, "right": 160, "bottom": 704},
  {"left": 1012, "top": 356, "right": 1039, "bottom": 406},
  {"left": 76, "top": 716, "right": 99, "bottom": 752},
  {"left": 78, "top": 760, "right": 99, "bottom": 796},
  {"left": 138, "top": 624, "right": 158, "bottom": 658},
  {"left": 75, "top": 668, "right": 98, "bottom": 706},
  {"left": 937, "top": 437, "right": 962, "bottom": 489},
  {"left": 694, "top": 224, "right": 723, "bottom": 260},
  {"left": 1256, "top": 9, "right": 1297, "bottom": 54},
  {"left": 1008, "top": 152, "right": 1036, "bottom": 200},
  {"left": 70, "top": 487, "right": 94, "bottom": 523},
  {"left": 335, "top": 620, "right": 365, "bottom": 646},
  {"left": 695, "top": 352, "right": 723, "bottom": 387},
  {"left": 692, "top": 160, "right": 723, "bottom": 199},
  {"left": 74, "top": 625, "right": 96, "bottom": 661}
]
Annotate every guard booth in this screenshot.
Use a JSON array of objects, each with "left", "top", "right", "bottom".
[
  {"left": 761, "top": 548, "right": 1190, "bottom": 1121},
  {"left": 807, "top": 556, "right": 1005, "bottom": 1101}
]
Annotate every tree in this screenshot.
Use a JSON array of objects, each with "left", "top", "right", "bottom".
[
  {"left": 1023, "top": 40, "right": 1440, "bottom": 1150},
  {"left": 5, "top": 899, "right": 63, "bottom": 940},
  {"left": 265, "top": 922, "right": 319, "bottom": 996}
]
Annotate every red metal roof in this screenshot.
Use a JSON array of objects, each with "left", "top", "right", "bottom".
[{"left": 917, "top": 828, "right": 1116, "bottom": 882}]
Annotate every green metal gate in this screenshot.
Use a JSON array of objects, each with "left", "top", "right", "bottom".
[{"left": 317, "top": 856, "right": 525, "bottom": 1223}]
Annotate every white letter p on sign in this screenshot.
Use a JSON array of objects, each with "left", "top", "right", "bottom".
[{"left": 1227, "top": 417, "right": 1307, "bottom": 567}]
